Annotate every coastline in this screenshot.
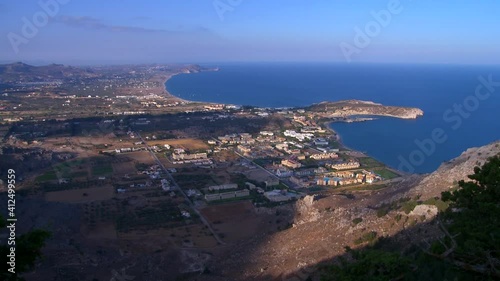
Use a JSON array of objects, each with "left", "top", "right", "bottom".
[
  {"left": 162, "top": 67, "right": 417, "bottom": 175},
  {"left": 159, "top": 73, "right": 191, "bottom": 103},
  {"left": 323, "top": 120, "right": 371, "bottom": 160},
  {"left": 162, "top": 70, "right": 423, "bottom": 119},
  {"left": 323, "top": 121, "right": 353, "bottom": 151},
  {"left": 161, "top": 68, "right": 224, "bottom": 106},
  {"left": 325, "top": 120, "right": 409, "bottom": 176}
]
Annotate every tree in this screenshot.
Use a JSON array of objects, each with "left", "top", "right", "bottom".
[
  {"left": 439, "top": 155, "right": 500, "bottom": 278},
  {"left": 321, "top": 155, "right": 500, "bottom": 280},
  {"left": 321, "top": 247, "right": 412, "bottom": 281}
]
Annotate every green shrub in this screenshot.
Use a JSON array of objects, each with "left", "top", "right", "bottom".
[
  {"left": 376, "top": 208, "right": 389, "bottom": 218},
  {"left": 401, "top": 201, "right": 418, "bottom": 214},
  {"left": 423, "top": 197, "right": 449, "bottom": 212},
  {"left": 394, "top": 214, "right": 402, "bottom": 222},
  {"left": 354, "top": 231, "right": 378, "bottom": 245},
  {"left": 352, "top": 217, "right": 363, "bottom": 225}
]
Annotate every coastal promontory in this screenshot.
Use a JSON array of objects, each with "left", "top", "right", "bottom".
[{"left": 306, "top": 99, "right": 424, "bottom": 119}]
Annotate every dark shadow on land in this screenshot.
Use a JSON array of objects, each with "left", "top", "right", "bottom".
[
  {"left": 193, "top": 154, "right": 500, "bottom": 281},
  {"left": 0, "top": 188, "right": 486, "bottom": 281},
  {"left": 0, "top": 111, "right": 296, "bottom": 280},
  {"left": 195, "top": 214, "right": 485, "bottom": 281},
  {"left": 0, "top": 153, "right": 189, "bottom": 281}
]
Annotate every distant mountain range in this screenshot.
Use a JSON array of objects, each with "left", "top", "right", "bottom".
[
  {"left": 0, "top": 62, "right": 211, "bottom": 84},
  {"left": 0, "top": 62, "right": 97, "bottom": 83}
]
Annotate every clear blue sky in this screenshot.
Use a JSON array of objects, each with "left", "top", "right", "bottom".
[{"left": 1, "top": 0, "right": 499, "bottom": 65}]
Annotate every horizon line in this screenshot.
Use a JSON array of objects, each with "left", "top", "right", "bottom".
[{"left": 2, "top": 60, "right": 500, "bottom": 68}]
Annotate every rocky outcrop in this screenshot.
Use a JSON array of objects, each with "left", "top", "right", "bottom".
[
  {"left": 407, "top": 140, "right": 500, "bottom": 199},
  {"left": 293, "top": 195, "right": 320, "bottom": 226},
  {"left": 409, "top": 204, "right": 438, "bottom": 220},
  {"left": 308, "top": 100, "right": 424, "bottom": 119}
]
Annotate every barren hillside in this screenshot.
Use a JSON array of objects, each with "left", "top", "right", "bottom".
[
  {"left": 205, "top": 141, "right": 500, "bottom": 281},
  {"left": 406, "top": 141, "right": 500, "bottom": 199}
]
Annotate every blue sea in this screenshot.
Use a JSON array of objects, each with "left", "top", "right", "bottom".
[{"left": 166, "top": 63, "right": 500, "bottom": 174}]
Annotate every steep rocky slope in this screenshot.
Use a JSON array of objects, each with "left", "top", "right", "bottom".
[
  {"left": 407, "top": 140, "right": 500, "bottom": 199},
  {"left": 206, "top": 141, "right": 500, "bottom": 281}
]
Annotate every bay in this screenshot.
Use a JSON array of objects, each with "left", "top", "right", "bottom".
[{"left": 166, "top": 63, "right": 500, "bottom": 173}]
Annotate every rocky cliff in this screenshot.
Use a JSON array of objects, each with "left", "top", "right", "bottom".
[{"left": 406, "top": 140, "right": 500, "bottom": 199}]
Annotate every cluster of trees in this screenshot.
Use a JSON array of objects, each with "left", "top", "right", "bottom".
[{"left": 322, "top": 155, "right": 500, "bottom": 280}]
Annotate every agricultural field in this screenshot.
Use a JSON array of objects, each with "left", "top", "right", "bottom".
[
  {"left": 173, "top": 171, "right": 217, "bottom": 190},
  {"left": 124, "top": 151, "right": 156, "bottom": 165},
  {"left": 45, "top": 186, "right": 114, "bottom": 203},
  {"left": 243, "top": 167, "right": 274, "bottom": 184},
  {"left": 36, "top": 159, "right": 87, "bottom": 182},
  {"left": 91, "top": 162, "right": 113, "bottom": 177},
  {"left": 201, "top": 201, "right": 264, "bottom": 243},
  {"left": 111, "top": 161, "right": 137, "bottom": 175},
  {"left": 358, "top": 156, "right": 384, "bottom": 168},
  {"left": 115, "top": 220, "right": 218, "bottom": 248},
  {"left": 35, "top": 155, "right": 129, "bottom": 183},
  {"left": 115, "top": 201, "right": 185, "bottom": 233},
  {"left": 150, "top": 138, "right": 209, "bottom": 151},
  {"left": 373, "top": 168, "right": 400, "bottom": 180},
  {"left": 167, "top": 224, "right": 219, "bottom": 248},
  {"left": 35, "top": 170, "right": 58, "bottom": 182}
]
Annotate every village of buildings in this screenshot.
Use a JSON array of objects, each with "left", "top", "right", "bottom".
[
  {"left": 3, "top": 89, "right": 401, "bottom": 223},
  {"left": 1, "top": 63, "right": 400, "bottom": 210},
  {"left": 0, "top": 63, "right": 410, "bottom": 249},
  {"left": 0, "top": 63, "right": 417, "bottom": 280},
  {"left": 102, "top": 107, "right": 395, "bottom": 207}
]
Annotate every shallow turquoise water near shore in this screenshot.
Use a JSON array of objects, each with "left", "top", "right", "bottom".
[{"left": 166, "top": 63, "right": 500, "bottom": 173}]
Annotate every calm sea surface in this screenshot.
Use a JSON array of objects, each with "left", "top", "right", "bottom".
[{"left": 166, "top": 63, "right": 500, "bottom": 173}]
